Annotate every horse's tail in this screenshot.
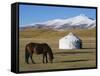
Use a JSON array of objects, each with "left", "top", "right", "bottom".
[{"left": 25, "top": 46, "right": 29, "bottom": 64}]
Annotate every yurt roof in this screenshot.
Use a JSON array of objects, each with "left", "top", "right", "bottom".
[{"left": 60, "top": 32, "right": 81, "bottom": 41}]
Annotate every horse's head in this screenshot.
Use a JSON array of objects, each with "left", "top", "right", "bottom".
[
  {"left": 49, "top": 56, "right": 54, "bottom": 63},
  {"left": 48, "top": 50, "right": 54, "bottom": 63},
  {"left": 42, "top": 43, "right": 54, "bottom": 63}
]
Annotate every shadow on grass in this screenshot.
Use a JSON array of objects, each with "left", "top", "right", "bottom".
[
  {"left": 54, "top": 59, "right": 90, "bottom": 63},
  {"left": 81, "top": 48, "right": 96, "bottom": 49},
  {"left": 61, "top": 59, "right": 89, "bottom": 63},
  {"left": 54, "top": 51, "right": 94, "bottom": 55},
  {"left": 26, "top": 59, "right": 90, "bottom": 64}
]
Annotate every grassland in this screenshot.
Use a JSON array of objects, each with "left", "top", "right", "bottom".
[{"left": 19, "top": 28, "right": 96, "bottom": 71}]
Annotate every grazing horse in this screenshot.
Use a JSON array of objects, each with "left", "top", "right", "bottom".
[{"left": 25, "top": 43, "right": 54, "bottom": 64}]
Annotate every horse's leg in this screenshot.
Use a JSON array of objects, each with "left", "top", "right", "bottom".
[
  {"left": 43, "top": 53, "right": 48, "bottom": 64},
  {"left": 25, "top": 49, "right": 29, "bottom": 64},
  {"left": 26, "top": 53, "right": 29, "bottom": 64},
  {"left": 46, "top": 53, "right": 48, "bottom": 63},
  {"left": 30, "top": 54, "right": 35, "bottom": 64},
  {"left": 42, "top": 53, "right": 45, "bottom": 63}
]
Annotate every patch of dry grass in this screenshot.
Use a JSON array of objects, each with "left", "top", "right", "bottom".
[
  {"left": 19, "top": 28, "right": 96, "bottom": 72},
  {"left": 20, "top": 28, "right": 96, "bottom": 38}
]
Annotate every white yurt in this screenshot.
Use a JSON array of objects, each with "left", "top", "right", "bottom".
[{"left": 59, "top": 32, "right": 82, "bottom": 49}]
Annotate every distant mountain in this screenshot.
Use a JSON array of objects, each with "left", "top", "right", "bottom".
[{"left": 20, "top": 14, "right": 96, "bottom": 30}]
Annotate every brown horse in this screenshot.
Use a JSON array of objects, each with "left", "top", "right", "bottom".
[{"left": 25, "top": 43, "right": 54, "bottom": 64}]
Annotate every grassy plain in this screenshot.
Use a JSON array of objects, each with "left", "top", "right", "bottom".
[{"left": 19, "top": 28, "right": 96, "bottom": 71}]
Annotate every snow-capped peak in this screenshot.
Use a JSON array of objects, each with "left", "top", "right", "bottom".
[{"left": 21, "top": 14, "right": 96, "bottom": 30}]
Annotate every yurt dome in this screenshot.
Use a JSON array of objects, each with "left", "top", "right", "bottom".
[{"left": 59, "top": 32, "right": 82, "bottom": 49}]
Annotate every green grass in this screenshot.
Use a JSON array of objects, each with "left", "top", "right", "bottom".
[{"left": 19, "top": 28, "right": 96, "bottom": 71}]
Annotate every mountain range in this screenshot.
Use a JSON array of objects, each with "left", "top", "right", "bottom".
[{"left": 20, "top": 14, "right": 96, "bottom": 31}]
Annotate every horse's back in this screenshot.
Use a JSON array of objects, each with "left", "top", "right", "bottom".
[
  {"left": 26, "top": 43, "right": 44, "bottom": 54},
  {"left": 26, "top": 43, "right": 38, "bottom": 47}
]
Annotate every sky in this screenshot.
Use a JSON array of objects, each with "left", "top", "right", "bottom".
[{"left": 19, "top": 4, "right": 96, "bottom": 27}]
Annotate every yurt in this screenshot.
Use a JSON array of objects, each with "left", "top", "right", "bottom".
[{"left": 59, "top": 32, "right": 82, "bottom": 49}]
